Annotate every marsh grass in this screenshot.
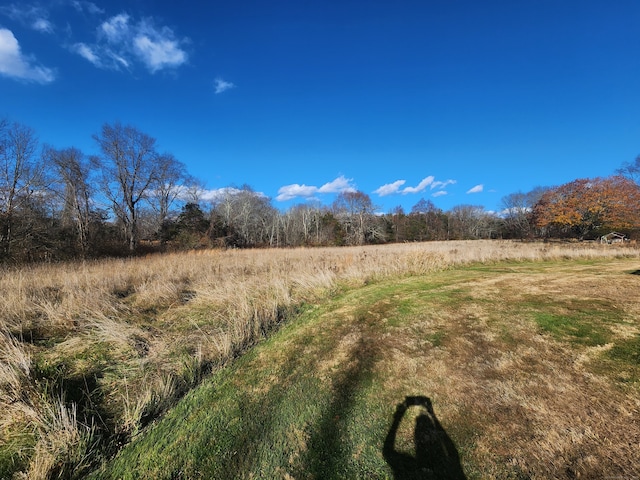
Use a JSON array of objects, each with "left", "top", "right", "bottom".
[{"left": 1, "top": 240, "right": 638, "bottom": 478}]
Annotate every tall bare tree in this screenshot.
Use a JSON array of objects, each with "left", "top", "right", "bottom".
[
  {"left": 43, "top": 146, "right": 95, "bottom": 256},
  {"left": 500, "top": 187, "right": 547, "bottom": 239},
  {"left": 94, "top": 122, "right": 159, "bottom": 252},
  {"left": 409, "top": 199, "right": 447, "bottom": 241},
  {"left": 0, "top": 119, "right": 43, "bottom": 259},
  {"left": 209, "top": 186, "right": 277, "bottom": 247},
  {"left": 148, "top": 153, "right": 191, "bottom": 228},
  {"left": 332, "top": 191, "right": 383, "bottom": 245},
  {"left": 448, "top": 205, "right": 497, "bottom": 240}
]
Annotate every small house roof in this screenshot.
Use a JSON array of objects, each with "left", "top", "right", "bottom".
[{"left": 601, "top": 232, "right": 627, "bottom": 239}]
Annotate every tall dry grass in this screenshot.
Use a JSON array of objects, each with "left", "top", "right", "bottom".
[{"left": 1, "top": 240, "right": 638, "bottom": 478}]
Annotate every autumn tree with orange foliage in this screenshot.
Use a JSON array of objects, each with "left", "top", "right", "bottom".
[{"left": 533, "top": 176, "right": 640, "bottom": 239}]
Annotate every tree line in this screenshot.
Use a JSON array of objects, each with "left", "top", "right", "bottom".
[{"left": 2, "top": 118, "right": 639, "bottom": 263}]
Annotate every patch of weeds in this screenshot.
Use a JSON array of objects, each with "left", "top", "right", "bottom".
[
  {"left": 0, "top": 430, "right": 35, "bottom": 479},
  {"left": 426, "top": 330, "right": 446, "bottom": 347},
  {"left": 595, "top": 334, "right": 640, "bottom": 386},
  {"left": 607, "top": 334, "right": 640, "bottom": 364},
  {"left": 160, "top": 304, "right": 224, "bottom": 332},
  {"left": 395, "top": 298, "right": 415, "bottom": 317},
  {"left": 533, "top": 312, "right": 610, "bottom": 346},
  {"left": 523, "top": 296, "right": 620, "bottom": 347},
  {"left": 495, "top": 323, "right": 521, "bottom": 347}
]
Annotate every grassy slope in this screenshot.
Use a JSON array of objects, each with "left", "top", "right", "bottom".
[{"left": 91, "top": 258, "right": 640, "bottom": 480}]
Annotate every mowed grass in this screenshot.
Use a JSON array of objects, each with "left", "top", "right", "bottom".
[{"left": 90, "top": 258, "right": 640, "bottom": 480}]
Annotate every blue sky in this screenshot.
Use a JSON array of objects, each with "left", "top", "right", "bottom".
[{"left": 1, "top": 0, "right": 639, "bottom": 214}]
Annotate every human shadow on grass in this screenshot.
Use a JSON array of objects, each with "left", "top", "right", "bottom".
[
  {"left": 383, "top": 396, "right": 467, "bottom": 480},
  {"left": 301, "top": 333, "right": 379, "bottom": 478}
]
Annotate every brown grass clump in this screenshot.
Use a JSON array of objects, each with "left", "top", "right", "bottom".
[{"left": 0, "top": 240, "right": 637, "bottom": 478}]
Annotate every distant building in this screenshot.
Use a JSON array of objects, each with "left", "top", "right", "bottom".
[{"left": 600, "top": 232, "right": 628, "bottom": 244}]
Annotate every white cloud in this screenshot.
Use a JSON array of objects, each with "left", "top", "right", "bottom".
[
  {"left": 466, "top": 184, "right": 484, "bottom": 194},
  {"left": 133, "top": 34, "right": 187, "bottom": 72},
  {"left": 432, "top": 190, "right": 448, "bottom": 197},
  {"left": 75, "top": 13, "right": 188, "bottom": 73},
  {"left": 100, "top": 14, "right": 130, "bottom": 43},
  {"left": 195, "top": 187, "right": 267, "bottom": 203},
  {"left": 431, "top": 179, "right": 456, "bottom": 190},
  {"left": 276, "top": 184, "right": 318, "bottom": 202},
  {"left": 276, "top": 176, "right": 356, "bottom": 202},
  {"left": 214, "top": 77, "right": 235, "bottom": 94},
  {"left": 402, "top": 176, "right": 435, "bottom": 194},
  {"left": 32, "top": 18, "right": 54, "bottom": 33},
  {"left": 108, "top": 50, "right": 130, "bottom": 68},
  {"left": 72, "top": 42, "right": 100, "bottom": 65},
  {"left": 374, "top": 180, "right": 405, "bottom": 196},
  {"left": 0, "top": 28, "right": 55, "bottom": 83},
  {"left": 318, "top": 175, "right": 356, "bottom": 193},
  {"left": 374, "top": 176, "right": 457, "bottom": 197},
  {"left": 196, "top": 187, "right": 243, "bottom": 203}
]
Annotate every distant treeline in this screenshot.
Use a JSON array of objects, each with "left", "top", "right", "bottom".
[{"left": 2, "top": 118, "right": 639, "bottom": 263}]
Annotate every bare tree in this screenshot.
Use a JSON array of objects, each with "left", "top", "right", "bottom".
[
  {"left": 501, "top": 188, "right": 547, "bottom": 239},
  {"left": 283, "top": 203, "right": 324, "bottom": 246},
  {"left": 409, "top": 199, "right": 447, "bottom": 241},
  {"left": 43, "top": 146, "right": 95, "bottom": 256},
  {"left": 94, "top": 122, "right": 160, "bottom": 252},
  {"left": 0, "top": 119, "right": 43, "bottom": 259},
  {"left": 616, "top": 155, "right": 640, "bottom": 185},
  {"left": 448, "top": 205, "right": 497, "bottom": 239},
  {"left": 148, "top": 153, "right": 192, "bottom": 228},
  {"left": 332, "top": 191, "right": 384, "bottom": 245},
  {"left": 209, "top": 186, "right": 276, "bottom": 247}
]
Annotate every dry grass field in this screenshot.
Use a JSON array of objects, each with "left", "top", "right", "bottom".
[{"left": 1, "top": 240, "right": 638, "bottom": 479}]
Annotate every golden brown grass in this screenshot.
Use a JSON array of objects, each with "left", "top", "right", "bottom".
[
  {"left": 1, "top": 240, "right": 638, "bottom": 478},
  {"left": 371, "top": 259, "right": 640, "bottom": 478}
]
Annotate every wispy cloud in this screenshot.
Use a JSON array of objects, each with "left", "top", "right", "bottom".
[
  {"left": 431, "top": 179, "right": 456, "bottom": 190},
  {"left": 373, "top": 180, "right": 406, "bottom": 196},
  {"left": 197, "top": 187, "right": 242, "bottom": 203},
  {"left": 0, "top": 3, "right": 53, "bottom": 33},
  {"left": 374, "top": 176, "right": 457, "bottom": 197},
  {"left": 70, "top": 1, "right": 104, "bottom": 15},
  {"left": 32, "top": 18, "right": 54, "bottom": 33},
  {"left": 276, "top": 175, "right": 356, "bottom": 202},
  {"left": 318, "top": 176, "right": 356, "bottom": 193},
  {"left": 432, "top": 190, "right": 448, "bottom": 197},
  {"left": 402, "top": 176, "right": 435, "bottom": 194},
  {"left": 71, "top": 42, "right": 100, "bottom": 66},
  {"left": 276, "top": 184, "right": 317, "bottom": 201},
  {"left": 466, "top": 184, "right": 484, "bottom": 194},
  {"left": 195, "top": 187, "right": 267, "bottom": 203},
  {"left": 73, "top": 13, "right": 189, "bottom": 73},
  {"left": 100, "top": 13, "right": 130, "bottom": 43},
  {"left": 0, "top": 28, "right": 55, "bottom": 83},
  {"left": 134, "top": 34, "right": 187, "bottom": 73},
  {"left": 214, "top": 77, "right": 235, "bottom": 94}
]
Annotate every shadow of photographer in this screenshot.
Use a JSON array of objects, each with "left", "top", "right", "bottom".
[{"left": 383, "top": 396, "right": 467, "bottom": 480}]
